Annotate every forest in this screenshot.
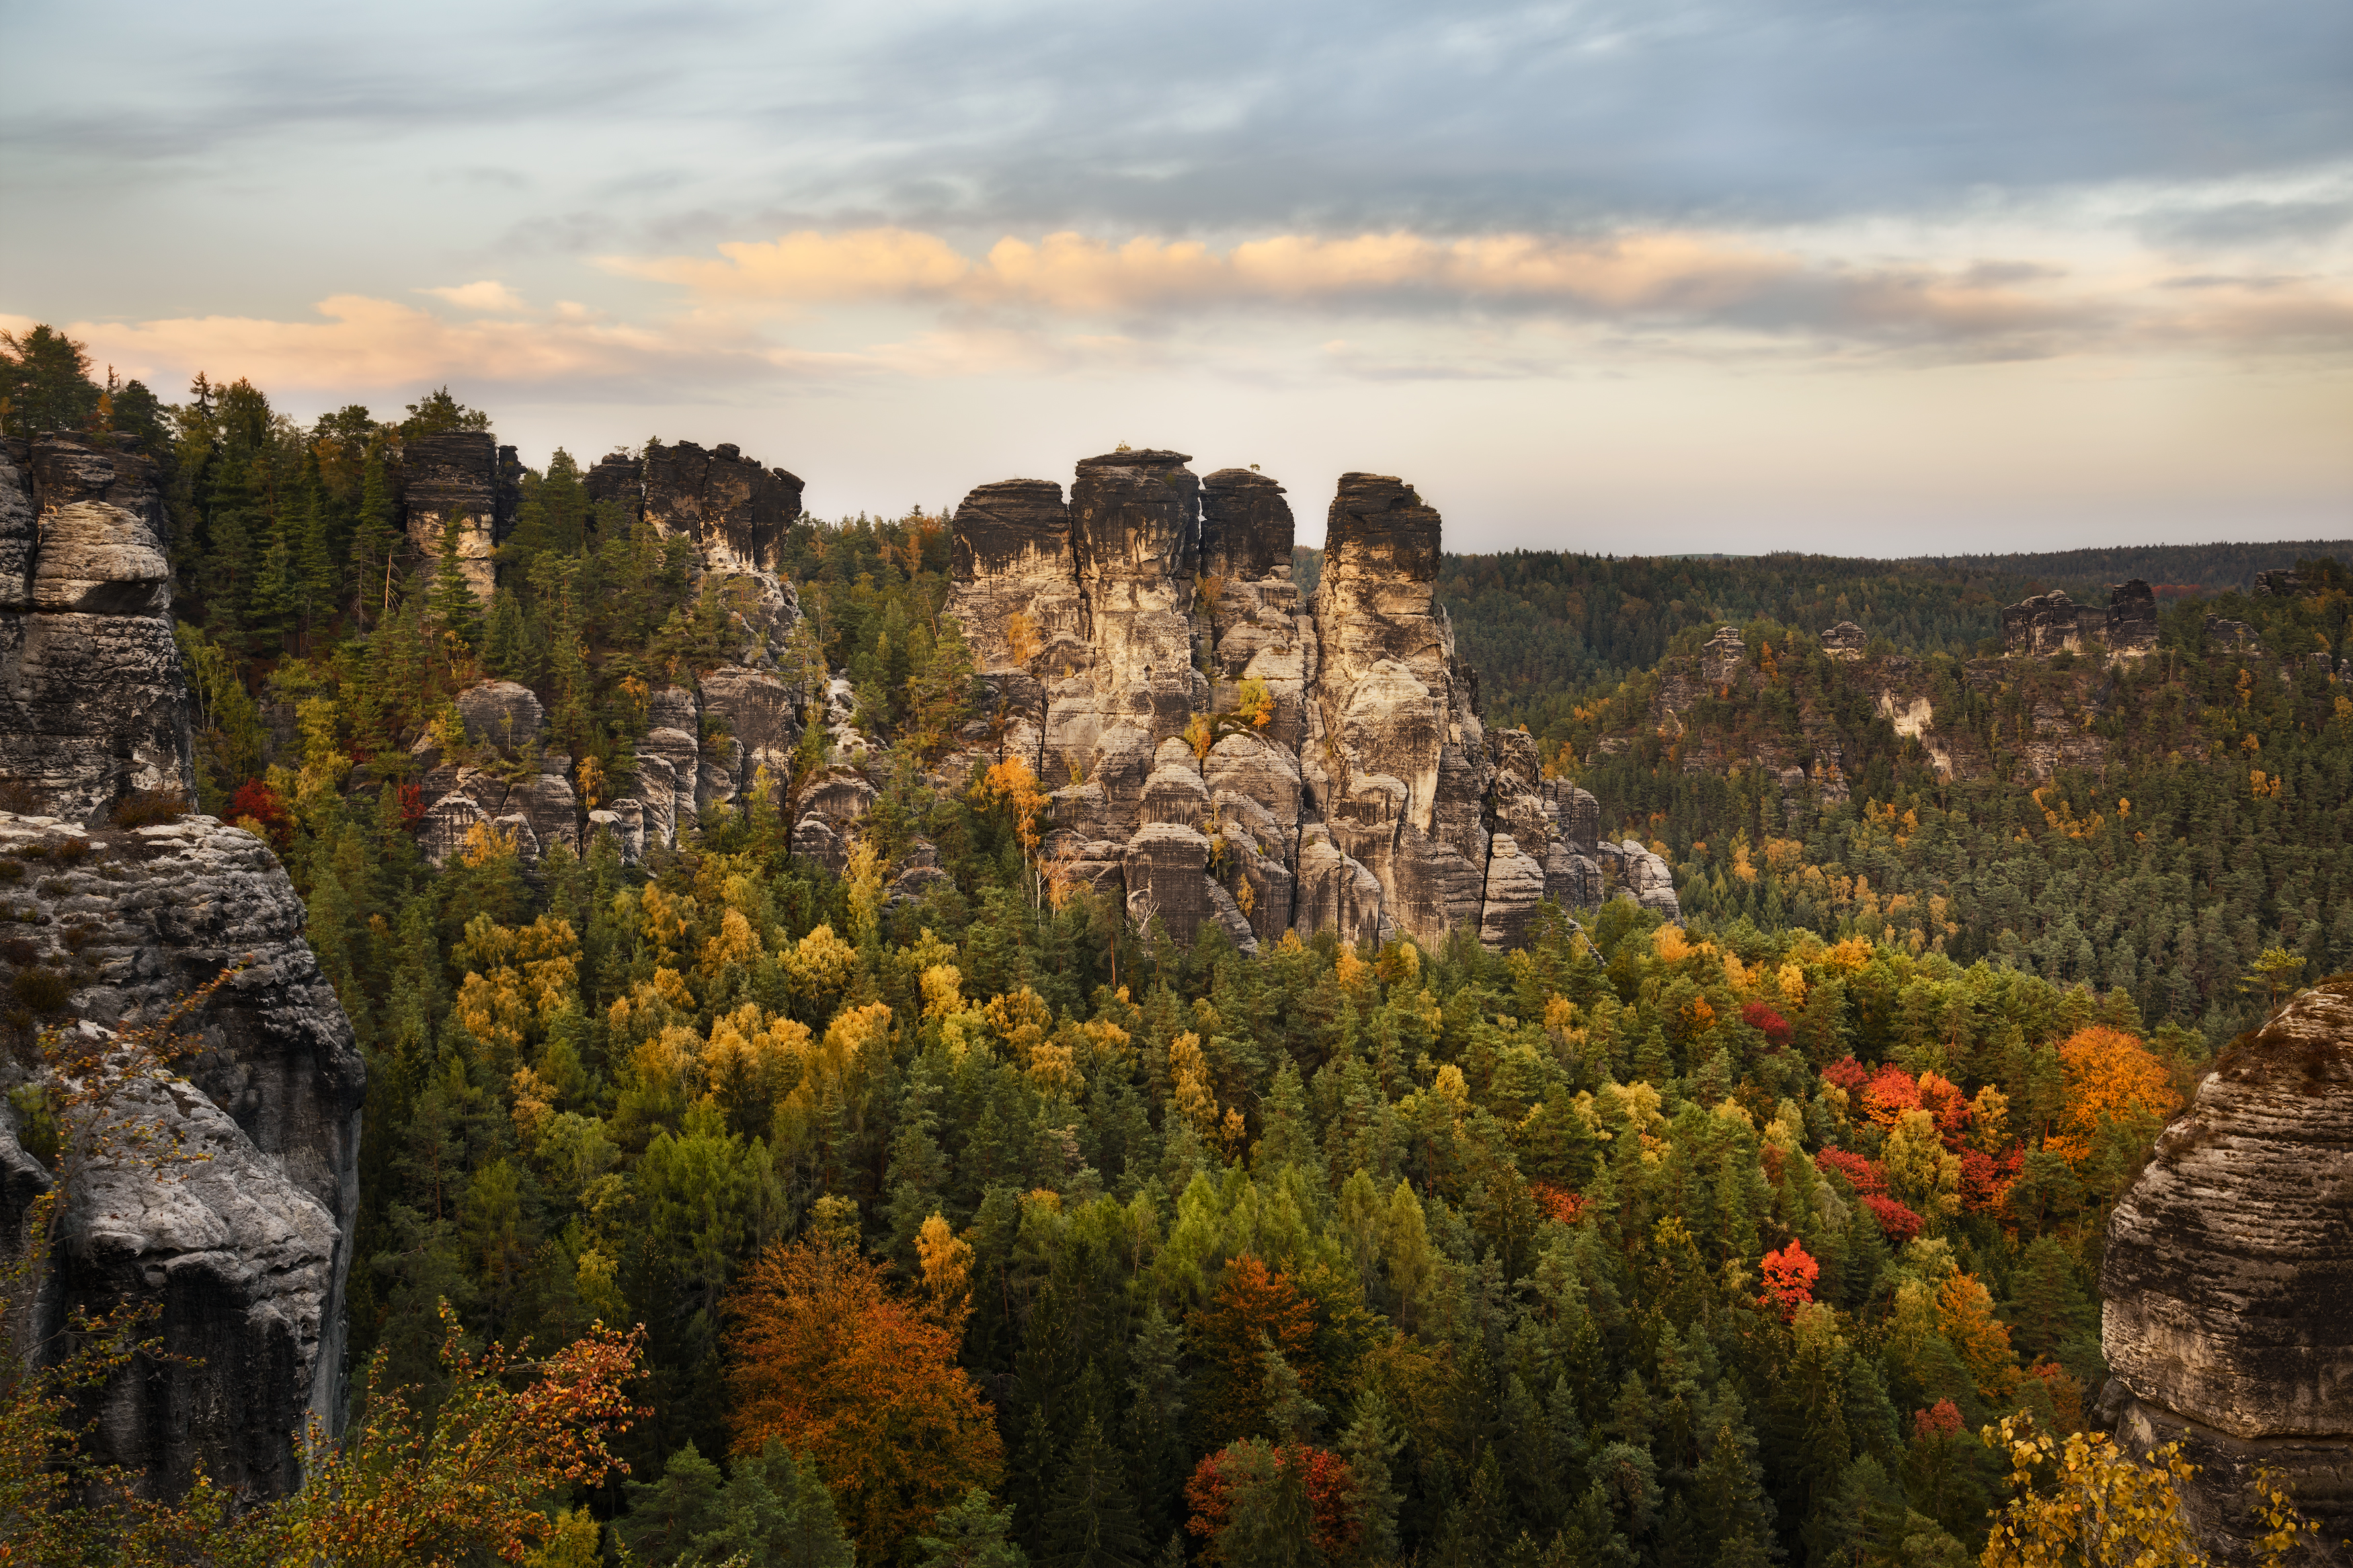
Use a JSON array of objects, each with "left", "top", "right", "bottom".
[
  {"left": 0, "top": 327, "right": 2336, "bottom": 1567},
  {"left": 1302, "top": 536, "right": 2352, "bottom": 741}
]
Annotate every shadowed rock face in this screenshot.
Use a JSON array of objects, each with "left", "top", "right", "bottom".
[
  {"left": 0, "top": 811, "right": 364, "bottom": 1502},
  {"left": 0, "top": 439, "right": 194, "bottom": 826},
  {"left": 2102, "top": 982, "right": 2353, "bottom": 1561},
  {"left": 641, "top": 439, "right": 804, "bottom": 575},
  {"left": 1201, "top": 469, "right": 1292, "bottom": 583},
  {"left": 936, "top": 454, "right": 1623, "bottom": 951},
  {"left": 2001, "top": 580, "right": 2159, "bottom": 658},
  {"left": 0, "top": 434, "right": 365, "bottom": 1502},
  {"left": 401, "top": 430, "right": 515, "bottom": 604}
]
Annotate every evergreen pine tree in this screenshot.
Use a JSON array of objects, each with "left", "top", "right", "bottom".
[
  {"left": 1040, "top": 1415, "right": 1147, "bottom": 1568},
  {"left": 428, "top": 511, "right": 483, "bottom": 662},
  {"left": 916, "top": 1487, "right": 1031, "bottom": 1568},
  {"left": 352, "top": 434, "right": 401, "bottom": 624},
  {"left": 690, "top": 1441, "right": 856, "bottom": 1568},
  {"left": 618, "top": 1440, "right": 727, "bottom": 1565}
]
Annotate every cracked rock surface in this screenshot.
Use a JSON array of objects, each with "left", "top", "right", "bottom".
[{"left": 2102, "top": 980, "right": 2353, "bottom": 1561}]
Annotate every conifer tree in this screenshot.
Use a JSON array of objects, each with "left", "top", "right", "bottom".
[
  {"left": 428, "top": 512, "right": 485, "bottom": 663},
  {"left": 352, "top": 433, "right": 402, "bottom": 624},
  {"left": 1041, "top": 1415, "right": 1148, "bottom": 1568}
]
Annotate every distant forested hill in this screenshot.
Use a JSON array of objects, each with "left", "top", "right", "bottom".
[{"left": 1294, "top": 539, "right": 2353, "bottom": 734}]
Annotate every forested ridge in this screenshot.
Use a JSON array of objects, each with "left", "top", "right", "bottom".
[
  {"left": 1288, "top": 537, "right": 2353, "bottom": 741},
  {"left": 1, "top": 329, "right": 2338, "bottom": 1566}
]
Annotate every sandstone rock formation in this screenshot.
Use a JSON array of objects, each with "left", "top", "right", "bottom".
[
  {"left": 405, "top": 439, "right": 1646, "bottom": 946},
  {"left": 1821, "top": 621, "right": 1867, "bottom": 660},
  {"left": 0, "top": 438, "right": 195, "bottom": 826},
  {"left": 2001, "top": 580, "right": 2157, "bottom": 657},
  {"left": 2102, "top": 981, "right": 2353, "bottom": 1560},
  {"left": 0, "top": 809, "right": 364, "bottom": 1500},
  {"left": 0, "top": 434, "right": 364, "bottom": 1500},
  {"left": 401, "top": 430, "right": 517, "bottom": 604},
  {"left": 937, "top": 453, "right": 1628, "bottom": 950}
]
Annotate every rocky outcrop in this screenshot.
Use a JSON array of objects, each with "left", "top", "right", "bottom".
[
  {"left": 596, "top": 440, "right": 807, "bottom": 663},
  {"left": 639, "top": 440, "right": 804, "bottom": 577},
  {"left": 0, "top": 438, "right": 195, "bottom": 826},
  {"left": 1821, "top": 621, "right": 1866, "bottom": 660},
  {"left": 0, "top": 810, "right": 364, "bottom": 1499},
  {"left": 2102, "top": 981, "right": 2353, "bottom": 1561},
  {"left": 2001, "top": 580, "right": 2158, "bottom": 657},
  {"left": 933, "top": 454, "right": 1624, "bottom": 952},
  {"left": 401, "top": 431, "right": 517, "bottom": 604}
]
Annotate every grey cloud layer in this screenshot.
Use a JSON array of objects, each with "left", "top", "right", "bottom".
[{"left": 7, "top": 0, "right": 2350, "bottom": 242}]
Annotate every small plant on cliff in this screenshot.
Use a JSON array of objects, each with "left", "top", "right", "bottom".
[{"left": 1980, "top": 1413, "right": 2328, "bottom": 1567}]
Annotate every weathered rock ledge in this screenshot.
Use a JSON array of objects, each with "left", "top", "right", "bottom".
[{"left": 2102, "top": 980, "right": 2353, "bottom": 1561}]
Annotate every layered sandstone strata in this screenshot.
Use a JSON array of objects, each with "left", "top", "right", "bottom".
[
  {"left": 2001, "top": 580, "right": 2159, "bottom": 657},
  {"left": 2102, "top": 981, "right": 2353, "bottom": 1561},
  {"left": 401, "top": 430, "right": 517, "bottom": 604},
  {"left": 0, "top": 438, "right": 194, "bottom": 826}
]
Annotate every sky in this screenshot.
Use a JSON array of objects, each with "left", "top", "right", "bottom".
[{"left": 4, "top": 0, "right": 2349, "bottom": 554}]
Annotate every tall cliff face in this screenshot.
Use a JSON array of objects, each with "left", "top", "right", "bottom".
[
  {"left": 0, "top": 438, "right": 194, "bottom": 825},
  {"left": 0, "top": 440, "right": 364, "bottom": 1501},
  {"left": 941, "top": 452, "right": 1617, "bottom": 952},
  {"left": 2102, "top": 983, "right": 2353, "bottom": 1561}
]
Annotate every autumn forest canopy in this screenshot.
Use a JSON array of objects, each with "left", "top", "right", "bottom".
[{"left": 4, "top": 329, "right": 2348, "bottom": 1567}]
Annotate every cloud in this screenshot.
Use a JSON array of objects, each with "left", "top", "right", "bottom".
[
  {"left": 608, "top": 224, "right": 2353, "bottom": 360},
  {"left": 419, "top": 280, "right": 531, "bottom": 313},
  {"left": 54, "top": 294, "right": 769, "bottom": 396},
  {"left": 611, "top": 226, "right": 1809, "bottom": 315}
]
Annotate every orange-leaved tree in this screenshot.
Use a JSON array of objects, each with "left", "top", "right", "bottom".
[
  {"left": 2047, "top": 1026, "right": 2180, "bottom": 1168},
  {"left": 1189, "top": 1256, "right": 1322, "bottom": 1451},
  {"left": 723, "top": 1208, "right": 1003, "bottom": 1563}
]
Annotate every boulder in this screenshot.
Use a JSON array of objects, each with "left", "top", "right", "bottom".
[
  {"left": 456, "top": 679, "right": 544, "bottom": 755},
  {"left": 30, "top": 1032, "right": 341, "bottom": 1500},
  {"left": 2103, "top": 981, "right": 2353, "bottom": 1560}
]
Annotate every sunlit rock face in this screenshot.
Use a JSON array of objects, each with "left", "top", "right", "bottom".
[
  {"left": 0, "top": 438, "right": 194, "bottom": 827},
  {"left": 2102, "top": 981, "right": 2353, "bottom": 1562},
  {"left": 937, "top": 452, "right": 1629, "bottom": 951}
]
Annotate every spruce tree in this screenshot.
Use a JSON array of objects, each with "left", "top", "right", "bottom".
[
  {"left": 618, "top": 1440, "right": 727, "bottom": 1564},
  {"left": 352, "top": 434, "right": 401, "bottom": 624},
  {"left": 1039, "top": 1415, "right": 1147, "bottom": 1568},
  {"left": 428, "top": 511, "right": 483, "bottom": 661},
  {"left": 916, "top": 1487, "right": 1031, "bottom": 1568}
]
